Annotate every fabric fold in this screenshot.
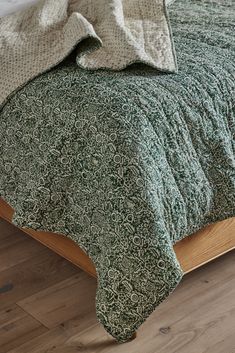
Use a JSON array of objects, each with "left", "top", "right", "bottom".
[{"left": 0, "top": 0, "right": 177, "bottom": 107}]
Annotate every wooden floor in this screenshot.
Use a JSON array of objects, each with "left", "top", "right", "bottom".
[{"left": 0, "top": 218, "right": 234, "bottom": 353}]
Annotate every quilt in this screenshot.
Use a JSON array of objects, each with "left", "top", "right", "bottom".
[{"left": 0, "top": 0, "right": 234, "bottom": 342}]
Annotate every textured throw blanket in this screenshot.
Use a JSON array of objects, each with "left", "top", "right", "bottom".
[
  {"left": 0, "top": 0, "right": 235, "bottom": 343},
  {"left": 0, "top": 0, "right": 177, "bottom": 107}
]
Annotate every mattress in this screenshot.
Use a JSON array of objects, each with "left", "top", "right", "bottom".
[{"left": 0, "top": 0, "right": 235, "bottom": 342}]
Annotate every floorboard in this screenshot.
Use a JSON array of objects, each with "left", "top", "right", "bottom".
[
  {"left": 17, "top": 272, "right": 97, "bottom": 329},
  {"left": 0, "top": 234, "right": 47, "bottom": 272},
  {"left": 0, "top": 222, "right": 79, "bottom": 311},
  {"left": 0, "top": 218, "right": 234, "bottom": 353},
  {"left": 0, "top": 304, "right": 48, "bottom": 353}
]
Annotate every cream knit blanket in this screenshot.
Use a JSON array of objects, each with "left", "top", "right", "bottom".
[{"left": 0, "top": 0, "right": 177, "bottom": 107}]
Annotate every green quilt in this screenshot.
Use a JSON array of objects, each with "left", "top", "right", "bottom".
[{"left": 0, "top": 0, "right": 234, "bottom": 342}]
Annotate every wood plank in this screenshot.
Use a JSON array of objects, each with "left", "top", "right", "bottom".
[
  {"left": 4, "top": 317, "right": 99, "bottom": 353},
  {"left": 0, "top": 227, "right": 24, "bottom": 251},
  {"left": 0, "top": 232, "right": 47, "bottom": 272},
  {"left": 0, "top": 197, "right": 97, "bottom": 277},
  {"left": 0, "top": 197, "right": 234, "bottom": 276},
  {"left": 17, "top": 272, "right": 97, "bottom": 329},
  {"left": 206, "top": 334, "right": 235, "bottom": 353},
  {"left": 174, "top": 217, "right": 235, "bottom": 273},
  {"left": 23, "top": 229, "right": 97, "bottom": 278},
  {"left": 0, "top": 218, "right": 19, "bottom": 240},
  {"left": 0, "top": 304, "right": 47, "bottom": 353},
  {"left": 56, "top": 254, "right": 235, "bottom": 353},
  {"left": 139, "top": 249, "right": 235, "bottom": 326},
  {"left": 65, "top": 276, "right": 235, "bottom": 353},
  {"left": 6, "top": 252, "right": 235, "bottom": 353},
  {"left": 5, "top": 327, "right": 71, "bottom": 353},
  {"left": 0, "top": 248, "right": 79, "bottom": 311},
  {"left": 161, "top": 295, "right": 234, "bottom": 353},
  {"left": 0, "top": 198, "right": 14, "bottom": 220},
  {"left": 146, "top": 278, "right": 235, "bottom": 353}
]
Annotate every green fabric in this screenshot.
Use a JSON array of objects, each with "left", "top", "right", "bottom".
[{"left": 0, "top": 0, "right": 234, "bottom": 342}]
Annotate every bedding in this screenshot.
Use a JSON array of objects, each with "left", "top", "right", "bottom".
[
  {"left": 0, "top": 0, "right": 175, "bottom": 18},
  {"left": 0, "top": 0, "right": 235, "bottom": 343},
  {"left": 0, "top": 0, "right": 177, "bottom": 107}
]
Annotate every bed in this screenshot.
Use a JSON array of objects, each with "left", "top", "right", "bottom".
[
  {"left": 0, "top": 0, "right": 235, "bottom": 343},
  {"left": 0, "top": 197, "right": 234, "bottom": 277}
]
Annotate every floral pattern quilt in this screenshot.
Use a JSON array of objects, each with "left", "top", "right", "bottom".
[{"left": 0, "top": 0, "right": 235, "bottom": 342}]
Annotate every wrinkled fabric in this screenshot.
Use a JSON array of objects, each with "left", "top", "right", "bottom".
[
  {"left": 0, "top": 0, "right": 176, "bottom": 18},
  {"left": 0, "top": 0, "right": 235, "bottom": 343},
  {"left": 0, "top": 0, "right": 177, "bottom": 107}
]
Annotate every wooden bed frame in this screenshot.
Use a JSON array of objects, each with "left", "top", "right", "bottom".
[
  {"left": 0, "top": 196, "right": 234, "bottom": 340},
  {"left": 0, "top": 196, "right": 234, "bottom": 277}
]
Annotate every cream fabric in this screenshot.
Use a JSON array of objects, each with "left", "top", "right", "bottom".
[
  {"left": 0, "top": 0, "right": 176, "bottom": 17},
  {"left": 0, "top": 0, "right": 177, "bottom": 106}
]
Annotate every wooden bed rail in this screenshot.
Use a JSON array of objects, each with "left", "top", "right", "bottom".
[{"left": 0, "top": 197, "right": 234, "bottom": 276}]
